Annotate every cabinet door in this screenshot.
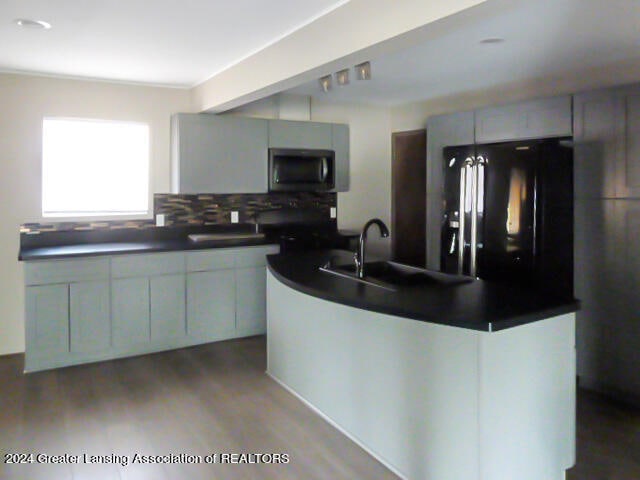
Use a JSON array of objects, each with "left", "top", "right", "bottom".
[
  {"left": 607, "top": 201, "right": 640, "bottom": 395},
  {"left": 25, "top": 284, "right": 69, "bottom": 358},
  {"left": 573, "top": 89, "right": 617, "bottom": 199},
  {"left": 332, "top": 123, "right": 350, "bottom": 192},
  {"left": 614, "top": 88, "right": 640, "bottom": 198},
  {"left": 172, "top": 113, "right": 268, "bottom": 194},
  {"left": 425, "top": 111, "right": 475, "bottom": 270},
  {"left": 70, "top": 281, "right": 110, "bottom": 353},
  {"left": 268, "top": 120, "right": 332, "bottom": 149},
  {"left": 112, "top": 277, "right": 150, "bottom": 347},
  {"left": 235, "top": 267, "right": 267, "bottom": 334},
  {"left": 475, "top": 96, "right": 572, "bottom": 143},
  {"left": 150, "top": 274, "right": 186, "bottom": 341},
  {"left": 186, "top": 270, "right": 235, "bottom": 338}
]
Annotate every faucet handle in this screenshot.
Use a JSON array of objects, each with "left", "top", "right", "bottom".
[{"left": 353, "top": 251, "right": 362, "bottom": 269}]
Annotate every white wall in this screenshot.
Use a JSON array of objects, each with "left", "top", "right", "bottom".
[
  {"left": 311, "top": 100, "right": 392, "bottom": 257},
  {"left": 0, "top": 73, "right": 192, "bottom": 355}
]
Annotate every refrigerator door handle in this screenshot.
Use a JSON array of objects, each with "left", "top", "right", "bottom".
[
  {"left": 469, "top": 160, "right": 478, "bottom": 277},
  {"left": 470, "top": 156, "right": 486, "bottom": 278},
  {"left": 458, "top": 157, "right": 473, "bottom": 275}
]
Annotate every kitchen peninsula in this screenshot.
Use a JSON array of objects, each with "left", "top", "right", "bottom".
[{"left": 266, "top": 249, "right": 579, "bottom": 480}]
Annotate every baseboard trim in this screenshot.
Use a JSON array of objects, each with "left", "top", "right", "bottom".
[
  {"left": 265, "top": 370, "right": 406, "bottom": 480},
  {"left": 578, "top": 376, "right": 640, "bottom": 408}
]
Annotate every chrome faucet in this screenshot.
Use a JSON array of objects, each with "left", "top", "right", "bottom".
[{"left": 354, "top": 218, "right": 389, "bottom": 278}]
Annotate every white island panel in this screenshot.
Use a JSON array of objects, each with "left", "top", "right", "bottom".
[
  {"left": 267, "top": 270, "right": 576, "bottom": 480},
  {"left": 267, "top": 271, "right": 481, "bottom": 479}
]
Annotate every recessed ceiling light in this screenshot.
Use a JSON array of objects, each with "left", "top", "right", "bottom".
[
  {"left": 479, "top": 37, "right": 504, "bottom": 45},
  {"left": 14, "top": 18, "right": 52, "bottom": 30}
]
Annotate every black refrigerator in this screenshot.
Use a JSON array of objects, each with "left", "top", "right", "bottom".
[{"left": 440, "top": 137, "right": 574, "bottom": 296}]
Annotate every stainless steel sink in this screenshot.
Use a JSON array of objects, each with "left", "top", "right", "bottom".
[
  {"left": 188, "top": 232, "right": 265, "bottom": 243},
  {"left": 319, "top": 260, "right": 473, "bottom": 290}
]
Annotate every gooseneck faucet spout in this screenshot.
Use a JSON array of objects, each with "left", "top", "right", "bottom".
[{"left": 354, "top": 218, "right": 390, "bottom": 278}]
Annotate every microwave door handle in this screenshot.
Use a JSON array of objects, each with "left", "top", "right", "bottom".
[{"left": 321, "top": 157, "right": 328, "bottom": 181}]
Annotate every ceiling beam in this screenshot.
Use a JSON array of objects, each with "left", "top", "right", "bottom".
[{"left": 191, "top": 0, "right": 487, "bottom": 112}]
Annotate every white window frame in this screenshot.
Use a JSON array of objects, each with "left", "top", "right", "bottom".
[{"left": 41, "top": 117, "right": 152, "bottom": 221}]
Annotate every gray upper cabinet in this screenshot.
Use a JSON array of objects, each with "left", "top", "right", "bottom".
[
  {"left": 425, "top": 110, "right": 475, "bottom": 270},
  {"left": 332, "top": 123, "right": 350, "bottom": 192},
  {"left": 268, "top": 120, "right": 332, "bottom": 149},
  {"left": 475, "top": 96, "right": 572, "bottom": 143},
  {"left": 614, "top": 86, "right": 640, "bottom": 198},
  {"left": 171, "top": 114, "right": 350, "bottom": 194},
  {"left": 574, "top": 84, "right": 640, "bottom": 199},
  {"left": 171, "top": 113, "right": 268, "bottom": 194},
  {"left": 573, "top": 89, "right": 617, "bottom": 199}
]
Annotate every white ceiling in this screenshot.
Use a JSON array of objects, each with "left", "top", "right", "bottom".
[
  {"left": 288, "top": 0, "right": 640, "bottom": 106},
  {"left": 2, "top": 0, "right": 640, "bottom": 106},
  {"left": 0, "top": 0, "right": 348, "bottom": 87}
]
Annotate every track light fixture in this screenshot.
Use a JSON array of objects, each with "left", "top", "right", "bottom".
[{"left": 318, "top": 61, "right": 371, "bottom": 93}]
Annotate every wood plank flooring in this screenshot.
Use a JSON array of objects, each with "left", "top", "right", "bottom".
[{"left": 1, "top": 336, "right": 639, "bottom": 479}]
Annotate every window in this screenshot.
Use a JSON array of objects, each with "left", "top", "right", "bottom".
[{"left": 42, "top": 117, "right": 150, "bottom": 218}]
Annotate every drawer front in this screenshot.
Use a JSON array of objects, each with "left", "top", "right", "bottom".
[
  {"left": 111, "top": 252, "right": 184, "bottom": 278},
  {"left": 25, "top": 257, "right": 109, "bottom": 285},
  {"left": 234, "top": 245, "right": 279, "bottom": 268},
  {"left": 186, "top": 249, "right": 236, "bottom": 272}
]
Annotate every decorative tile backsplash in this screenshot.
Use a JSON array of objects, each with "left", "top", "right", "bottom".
[{"left": 20, "top": 192, "right": 336, "bottom": 234}]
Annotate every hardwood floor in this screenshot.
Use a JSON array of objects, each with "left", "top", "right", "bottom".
[
  {"left": 568, "top": 389, "right": 640, "bottom": 480},
  {"left": 1, "top": 336, "right": 639, "bottom": 480},
  {"left": 0, "top": 337, "right": 397, "bottom": 480}
]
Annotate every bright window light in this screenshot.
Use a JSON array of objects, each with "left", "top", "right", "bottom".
[{"left": 42, "top": 118, "right": 150, "bottom": 217}]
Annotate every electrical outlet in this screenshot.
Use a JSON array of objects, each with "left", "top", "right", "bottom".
[
  {"left": 156, "top": 214, "right": 166, "bottom": 227},
  {"left": 330, "top": 207, "right": 337, "bottom": 219},
  {"left": 231, "top": 211, "right": 239, "bottom": 223}
]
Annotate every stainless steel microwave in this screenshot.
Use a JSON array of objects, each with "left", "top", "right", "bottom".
[{"left": 268, "top": 148, "right": 335, "bottom": 192}]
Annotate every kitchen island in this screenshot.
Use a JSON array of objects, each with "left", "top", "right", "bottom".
[{"left": 266, "top": 250, "right": 578, "bottom": 480}]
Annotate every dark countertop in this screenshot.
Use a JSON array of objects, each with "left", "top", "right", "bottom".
[
  {"left": 267, "top": 250, "right": 580, "bottom": 332},
  {"left": 19, "top": 224, "right": 277, "bottom": 261},
  {"left": 19, "top": 237, "right": 274, "bottom": 261}
]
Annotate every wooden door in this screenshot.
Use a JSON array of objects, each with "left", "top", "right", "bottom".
[{"left": 392, "top": 129, "right": 427, "bottom": 267}]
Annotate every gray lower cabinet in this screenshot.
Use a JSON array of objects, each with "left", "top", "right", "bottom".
[
  {"left": 24, "top": 245, "right": 278, "bottom": 372},
  {"left": 112, "top": 277, "right": 150, "bottom": 347},
  {"left": 25, "top": 284, "right": 69, "bottom": 359},
  {"left": 235, "top": 266, "right": 267, "bottom": 332},
  {"left": 24, "top": 257, "right": 110, "bottom": 371},
  {"left": 186, "top": 269, "right": 235, "bottom": 338},
  {"left": 70, "top": 280, "right": 110, "bottom": 354},
  {"left": 111, "top": 252, "right": 187, "bottom": 346},
  {"left": 185, "top": 245, "right": 279, "bottom": 340},
  {"left": 150, "top": 274, "right": 186, "bottom": 340}
]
